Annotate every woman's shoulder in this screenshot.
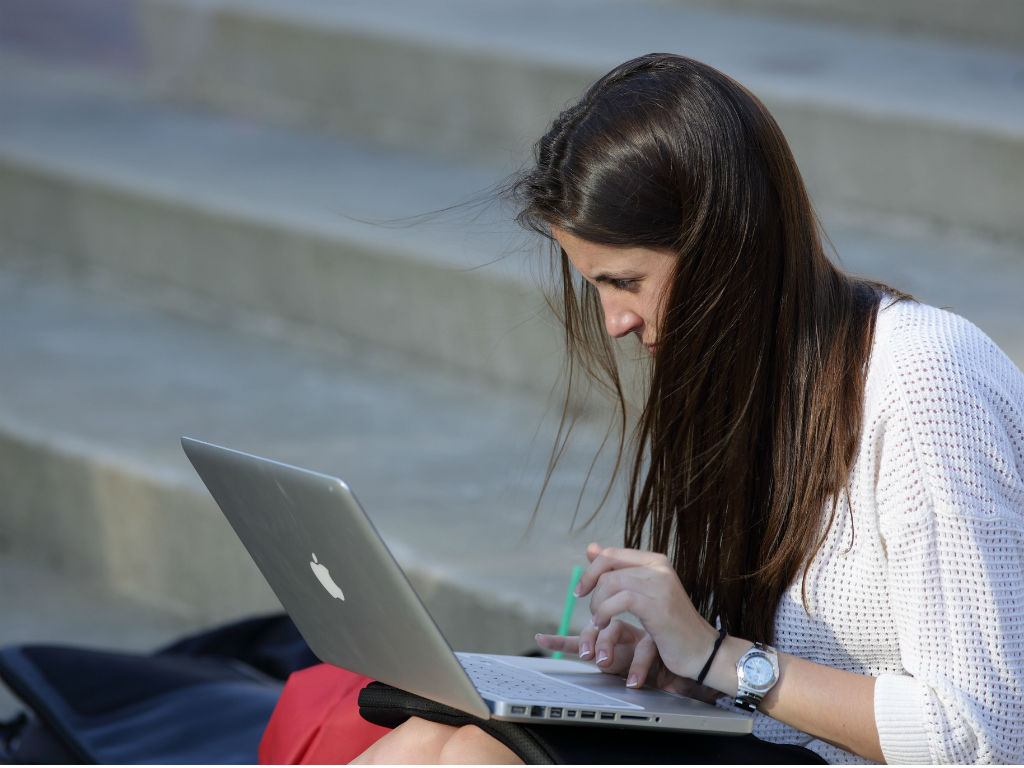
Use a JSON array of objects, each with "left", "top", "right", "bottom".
[
  {"left": 867, "top": 297, "right": 1024, "bottom": 519},
  {"left": 871, "top": 297, "right": 1024, "bottom": 398}
]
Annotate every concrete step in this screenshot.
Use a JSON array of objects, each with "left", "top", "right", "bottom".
[
  {"left": 671, "top": 0, "right": 1024, "bottom": 51},
  {"left": 2, "top": 56, "right": 1022, "bottom": 394},
  {"left": 0, "top": 57, "right": 564, "bottom": 395},
  {"left": 8, "top": 0, "right": 1020, "bottom": 241},
  {"left": 820, "top": 208, "right": 1024, "bottom": 371},
  {"left": 0, "top": 262, "right": 621, "bottom": 662}
]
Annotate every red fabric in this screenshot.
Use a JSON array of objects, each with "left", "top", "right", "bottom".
[{"left": 259, "top": 664, "right": 391, "bottom": 764}]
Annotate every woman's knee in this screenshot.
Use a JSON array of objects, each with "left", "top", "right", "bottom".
[
  {"left": 351, "top": 716, "right": 458, "bottom": 764},
  {"left": 437, "top": 724, "right": 523, "bottom": 765}
]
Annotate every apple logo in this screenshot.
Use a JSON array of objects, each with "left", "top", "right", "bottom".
[{"left": 310, "top": 553, "right": 345, "bottom": 600}]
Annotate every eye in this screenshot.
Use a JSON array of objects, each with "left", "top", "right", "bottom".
[{"left": 610, "top": 278, "right": 637, "bottom": 291}]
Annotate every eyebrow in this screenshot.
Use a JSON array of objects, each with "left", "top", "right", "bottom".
[{"left": 591, "top": 272, "right": 639, "bottom": 284}]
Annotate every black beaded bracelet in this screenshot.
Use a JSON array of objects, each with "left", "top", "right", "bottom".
[{"left": 695, "top": 626, "right": 728, "bottom": 686}]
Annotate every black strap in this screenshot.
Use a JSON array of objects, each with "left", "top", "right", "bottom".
[
  {"left": 696, "top": 626, "right": 728, "bottom": 685},
  {"left": 357, "top": 681, "right": 829, "bottom": 765},
  {"left": 357, "top": 681, "right": 555, "bottom": 764}
]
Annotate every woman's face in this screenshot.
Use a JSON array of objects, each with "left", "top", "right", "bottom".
[{"left": 551, "top": 226, "right": 677, "bottom": 354}]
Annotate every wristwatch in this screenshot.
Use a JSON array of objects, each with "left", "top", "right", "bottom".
[{"left": 734, "top": 642, "right": 780, "bottom": 711}]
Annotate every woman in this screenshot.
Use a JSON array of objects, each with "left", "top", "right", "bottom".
[{"left": 353, "top": 53, "right": 1024, "bottom": 763}]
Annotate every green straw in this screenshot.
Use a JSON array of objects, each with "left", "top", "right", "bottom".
[{"left": 552, "top": 565, "right": 585, "bottom": 659}]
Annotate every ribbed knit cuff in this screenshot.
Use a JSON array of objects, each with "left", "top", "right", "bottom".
[{"left": 874, "top": 673, "right": 933, "bottom": 764}]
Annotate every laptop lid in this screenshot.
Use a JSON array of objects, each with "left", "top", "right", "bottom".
[{"left": 181, "top": 436, "right": 491, "bottom": 718}]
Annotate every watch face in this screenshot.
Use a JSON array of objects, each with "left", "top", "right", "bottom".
[{"left": 742, "top": 654, "right": 775, "bottom": 688}]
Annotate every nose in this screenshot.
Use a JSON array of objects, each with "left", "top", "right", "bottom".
[{"left": 601, "top": 298, "right": 643, "bottom": 339}]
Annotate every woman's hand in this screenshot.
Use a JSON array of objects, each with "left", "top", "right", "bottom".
[
  {"left": 535, "top": 625, "right": 720, "bottom": 703},
  {"left": 540, "top": 543, "right": 885, "bottom": 761},
  {"left": 537, "top": 542, "right": 723, "bottom": 693},
  {"left": 537, "top": 618, "right": 652, "bottom": 680}
]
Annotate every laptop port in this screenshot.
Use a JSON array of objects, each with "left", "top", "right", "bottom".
[
  {"left": 600, "top": 712, "right": 615, "bottom": 721},
  {"left": 530, "top": 706, "right": 545, "bottom": 718},
  {"left": 566, "top": 710, "right": 577, "bottom": 718},
  {"left": 619, "top": 714, "right": 650, "bottom": 721},
  {"left": 549, "top": 708, "right": 562, "bottom": 718},
  {"left": 580, "top": 711, "right": 595, "bottom": 719},
  {"left": 510, "top": 706, "right": 526, "bottom": 715}
]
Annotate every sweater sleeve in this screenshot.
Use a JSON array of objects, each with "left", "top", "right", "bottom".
[{"left": 872, "top": 309, "right": 1024, "bottom": 764}]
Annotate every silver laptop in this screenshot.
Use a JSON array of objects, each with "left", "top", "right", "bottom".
[{"left": 181, "top": 437, "right": 752, "bottom": 734}]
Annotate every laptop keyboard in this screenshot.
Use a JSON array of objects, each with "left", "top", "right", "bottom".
[{"left": 456, "top": 653, "right": 633, "bottom": 707}]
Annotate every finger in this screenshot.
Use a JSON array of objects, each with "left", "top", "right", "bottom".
[
  {"left": 592, "top": 619, "right": 633, "bottom": 674},
  {"left": 575, "top": 546, "right": 668, "bottom": 599},
  {"left": 573, "top": 543, "right": 604, "bottom": 599},
  {"left": 576, "top": 545, "right": 620, "bottom": 598},
  {"left": 590, "top": 590, "right": 643, "bottom": 631},
  {"left": 534, "top": 634, "right": 579, "bottom": 655},
  {"left": 591, "top": 619, "right": 624, "bottom": 669},
  {"left": 589, "top": 545, "right": 667, "bottom": 567},
  {"left": 625, "top": 633, "right": 659, "bottom": 689},
  {"left": 587, "top": 565, "right": 645, "bottom": 614},
  {"left": 575, "top": 620, "right": 600, "bottom": 661}
]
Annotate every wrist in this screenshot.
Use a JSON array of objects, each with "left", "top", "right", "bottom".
[{"left": 699, "top": 635, "right": 751, "bottom": 698}]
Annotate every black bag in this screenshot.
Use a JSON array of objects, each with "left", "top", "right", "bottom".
[
  {"left": 0, "top": 613, "right": 316, "bottom": 764},
  {"left": 357, "top": 681, "right": 829, "bottom": 764}
]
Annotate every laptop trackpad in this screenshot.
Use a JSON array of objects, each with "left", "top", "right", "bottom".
[{"left": 545, "top": 671, "right": 719, "bottom": 712}]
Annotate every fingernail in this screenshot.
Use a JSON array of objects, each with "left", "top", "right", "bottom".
[
  {"left": 626, "top": 675, "right": 639, "bottom": 688},
  {"left": 573, "top": 585, "right": 581, "bottom": 597},
  {"left": 579, "top": 642, "right": 593, "bottom": 659},
  {"left": 596, "top": 652, "right": 609, "bottom": 665}
]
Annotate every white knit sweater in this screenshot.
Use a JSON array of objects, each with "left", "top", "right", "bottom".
[{"left": 748, "top": 299, "right": 1024, "bottom": 763}]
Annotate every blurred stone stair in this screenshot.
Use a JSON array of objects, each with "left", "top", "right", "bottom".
[
  {"left": 127, "top": 0, "right": 1024, "bottom": 240},
  {"left": 0, "top": 0, "right": 1022, "bottom": 718},
  {"left": 0, "top": 54, "right": 560, "bottom": 392},
  {"left": 670, "top": 0, "right": 1024, "bottom": 51}
]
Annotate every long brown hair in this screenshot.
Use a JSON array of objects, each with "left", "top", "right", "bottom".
[{"left": 512, "top": 54, "right": 903, "bottom": 643}]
